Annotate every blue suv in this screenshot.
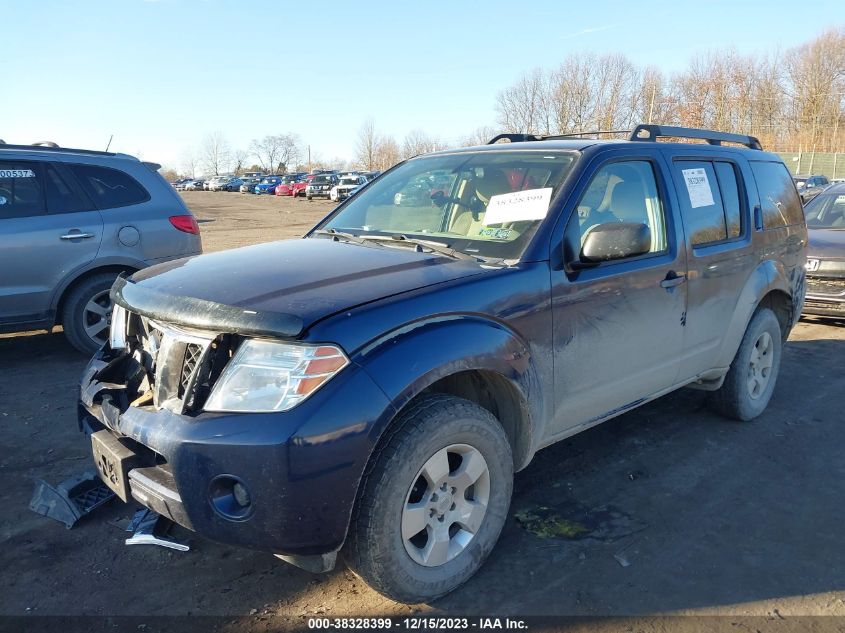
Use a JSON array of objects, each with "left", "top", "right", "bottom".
[{"left": 78, "top": 126, "right": 806, "bottom": 603}]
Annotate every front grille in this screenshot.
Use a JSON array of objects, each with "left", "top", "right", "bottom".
[
  {"left": 179, "top": 343, "right": 203, "bottom": 397},
  {"left": 130, "top": 315, "right": 219, "bottom": 414},
  {"left": 807, "top": 277, "right": 845, "bottom": 297}
]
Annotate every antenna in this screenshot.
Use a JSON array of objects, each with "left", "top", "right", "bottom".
[{"left": 105, "top": 134, "right": 113, "bottom": 152}]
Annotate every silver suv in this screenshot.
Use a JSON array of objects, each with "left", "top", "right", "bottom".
[{"left": 0, "top": 141, "right": 202, "bottom": 354}]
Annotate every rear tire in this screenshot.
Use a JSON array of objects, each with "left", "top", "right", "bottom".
[
  {"left": 61, "top": 272, "right": 121, "bottom": 355},
  {"left": 344, "top": 394, "right": 513, "bottom": 604},
  {"left": 707, "top": 307, "right": 782, "bottom": 421}
]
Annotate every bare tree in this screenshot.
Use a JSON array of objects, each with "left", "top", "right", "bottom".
[
  {"left": 355, "top": 118, "right": 379, "bottom": 170},
  {"left": 460, "top": 126, "right": 497, "bottom": 146},
  {"left": 375, "top": 136, "right": 401, "bottom": 171},
  {"left": 402, "top": 129, "right": 444, "bottom": 159},
  {"left": 249, "top": 133, "right": 302, "bottom": 174},
  {"left": 180, "top": 149, "right": 199, "bottom": 178},
  {"left": 200, "top": 131, "right": 231, "bottom": 176},
  {"left": 232, "top": 148, "right": 250, "bottom": 175}
]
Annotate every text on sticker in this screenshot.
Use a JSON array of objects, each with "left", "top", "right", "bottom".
[
  {"left": 483, "top": 187, "right": 553, "bottom": 225},
  {"left": 0, "top": 169, "right": 36, "bottom": 178},
  {"left": 681, "top": 168, "right": 715, "bottom": 208}
]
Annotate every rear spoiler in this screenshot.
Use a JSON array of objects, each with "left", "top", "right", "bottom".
[{"left": 142, "top": 161, "right": 162, "bottom": 171}]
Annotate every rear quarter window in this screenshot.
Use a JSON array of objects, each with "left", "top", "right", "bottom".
[
  {"left": 0, "top": 161, "right": 45, "bottom": 218},
  {"left": 69, "top": 164, "right": 150, "bottom": 209},
  {"left": 749, "top": 161, "right": 804, "bottom": 229}
]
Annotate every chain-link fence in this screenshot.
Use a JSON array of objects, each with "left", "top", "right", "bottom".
[{"left": 777, "top": 151, "right": 845, "bottom": 179}]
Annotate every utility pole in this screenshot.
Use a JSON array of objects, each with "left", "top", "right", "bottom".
[{"left": 307, "top": 145, "right": 311, "bottom": 172}]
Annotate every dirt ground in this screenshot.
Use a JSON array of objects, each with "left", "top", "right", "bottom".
[{"left": 1, "top": 192, "right": 844, "bottom": 626}]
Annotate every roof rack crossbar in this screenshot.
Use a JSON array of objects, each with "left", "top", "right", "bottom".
[
  {"left": 487, "top": 130, "right": 630, "bottom": 144},
  {"left": 542, "top": 130, "right": 630, "bottom": 139},
  {"left": 628, "top": 124, "right": 762, "bottom": 150},
  {"left": 487, "top": 133, "right": 543, "bottom": 144}
]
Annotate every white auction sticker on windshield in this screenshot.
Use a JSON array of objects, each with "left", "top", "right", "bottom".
[
  {"left": 681, "top": 168, "right": 715, "bottom": 208},
  {"left": 0, "top": 169, "right": 35, "bottom": 178},
  {"left": 483, "top": 187, "right": 553, "bottom": 225}
]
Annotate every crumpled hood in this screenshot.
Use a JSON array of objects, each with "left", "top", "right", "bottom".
[
  {"left": 807, "top": 228, "right": 845, "bottom": 260},
  {"left": 126, "top": 238, "right": 484, "bottom": 337}
]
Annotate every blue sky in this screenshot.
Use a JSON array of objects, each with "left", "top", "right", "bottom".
[{"left": 1, "top": 0, "right": 840, "bottom": 171}]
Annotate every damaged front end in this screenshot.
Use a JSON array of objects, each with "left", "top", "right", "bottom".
[{"left": 77, "top": 275, "right": 393, "bottom": 566}]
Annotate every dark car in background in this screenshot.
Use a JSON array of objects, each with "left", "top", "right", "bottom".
[
  {"left": 305, "top": 173, "right": 338, "bottom": 200},
  {"left": 802, "top": 183, "right": 845, "bottom": 318},
  {"left": 254, "top": 175, "right": 282, "bottom": 194},
  {"left": 239, "top": 177, "right": 260, "bottom": 193},
  {"left": 77, "top": 125, "right": 806, "bottom": 604},
  {"left": 0, "top": 141, "right": 202, "bottom": 354},
  {"left": 794, "top": 174, "right": 830, "bottom": 204}
]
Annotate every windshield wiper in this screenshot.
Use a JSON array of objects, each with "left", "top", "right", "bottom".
[
  {"left": 312, "top": 228, "right": 382, "bottom": 246},
  {"left": 359, "top": 234, "right": 481, "bottom": 262}
]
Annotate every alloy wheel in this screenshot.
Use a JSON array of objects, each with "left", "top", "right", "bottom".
[
  {"left": 401, "top": 444, "right": 490, "bottom": 567},
  {"left": 747, "top": 331, "right": 774, "bottom": 399},
  {"left": 83, "top": 289, "right": 112, "bottom": 346}
]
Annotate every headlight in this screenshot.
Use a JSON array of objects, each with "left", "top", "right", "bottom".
[{"left": 204, "top": 340, "right": 349, "bottom": 412}]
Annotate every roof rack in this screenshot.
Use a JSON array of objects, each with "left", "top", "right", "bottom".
[
  {"left": 487, "top": 125, "right": 763, "bottom": 150},
  {"left": 0, "top": 142, "right": 117, "bottom": 157},
  {"left": 628, "top": 124, "right": 762, "bottom": 150},
  {"left": 487, "top": 131, "right": 629, "bottom": 144}
]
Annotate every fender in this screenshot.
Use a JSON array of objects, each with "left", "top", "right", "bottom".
[
  {"left": 766, "top": 247, "right": 807, "bottom": 331},
  {"left": 353, "top": 314, "right": 546, "bottom": 469},
  {"left": 714, "top": 260, "right": 781, "bottom": 369}
]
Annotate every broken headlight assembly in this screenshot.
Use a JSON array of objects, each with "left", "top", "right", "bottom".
[{"left": 204, "top": 340, "right": 349, "bottom": 413}]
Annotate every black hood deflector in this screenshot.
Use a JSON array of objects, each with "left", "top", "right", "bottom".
[{"left": 111, "top": 276, "right": 304, "bottom": 338}]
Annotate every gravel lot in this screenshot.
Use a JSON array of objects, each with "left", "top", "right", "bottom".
[{"left": 1, "top": 192, "right": 844, "bottom": 627}]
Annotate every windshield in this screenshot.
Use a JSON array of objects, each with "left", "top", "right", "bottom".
[
  {"left": 260, "top": 177, "right": 278, "bottom": 184},
  {"left": 805, "top": 192, "right": 845, "bottom": 229},
  {"left": 313, "top": 175, "right": 333, "bottom": 183},
  {"left": 319, "top": 150, "right": 577, "bottom": 260},
  {"left": 339, "top": 177, "right": 359, "bottom": 186}
]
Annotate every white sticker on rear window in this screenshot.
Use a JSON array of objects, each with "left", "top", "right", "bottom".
[
  {"left": 681, "top": 168, "right": 715, "bottom": 208},
  {"left": 483, "top": 187, "right": 553, "bottom": 225},
  {"left": 0, "top": 169, "right": 35, "bottom": 178}
]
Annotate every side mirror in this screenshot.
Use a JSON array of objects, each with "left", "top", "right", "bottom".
[{"left": 576, "top": 222, "right": 651, "bottom": 267}]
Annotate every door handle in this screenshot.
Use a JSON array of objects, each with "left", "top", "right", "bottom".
[
  {"left": 660, "top": 271, "right": 686, "bottom": 289},
  {"left": 60, "top": 232, "right": 95, "bottom": 240}
]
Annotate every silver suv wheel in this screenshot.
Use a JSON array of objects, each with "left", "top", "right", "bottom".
[
  {"left": 83, "top": 289, "right": 113, "bottom": 346},
  {"left": 402, "top": 444, "right": 490, "bottom": 567},
  {"left": 746, "top": 331, "right": 774, "bottom": 399}
]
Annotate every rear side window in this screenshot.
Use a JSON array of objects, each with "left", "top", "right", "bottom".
[
  {"left": 673, "top": 161, "right": 727, "bottom": 246},
  {"left": 749, "top": 161, "right": 804, "bottom": 229},
  {"left": 69, "top": 164, "right": 150, "bottom": 209},
  {"left": 44, "top": 164, "right": 91, "bottom": 214},
  {"left": 714, "top": 162, "right": 742, "bottom": 239},
  {"left": 0, "top": 161, "right": 45, "bottom": 218}
]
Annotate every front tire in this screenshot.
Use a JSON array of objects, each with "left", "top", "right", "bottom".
[
  {"left": 61, "top": 272, "right": 120, "bottom": 355},
  {"left": 708, "top": 307, "right": 782, "bottom": 421},
  {"left": 344, "top": 395, "right": 513, "bottom": 604}
]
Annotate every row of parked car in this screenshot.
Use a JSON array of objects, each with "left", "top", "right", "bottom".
[{"left": 172, "top": 170, "right": 381, "bottom": 202}]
